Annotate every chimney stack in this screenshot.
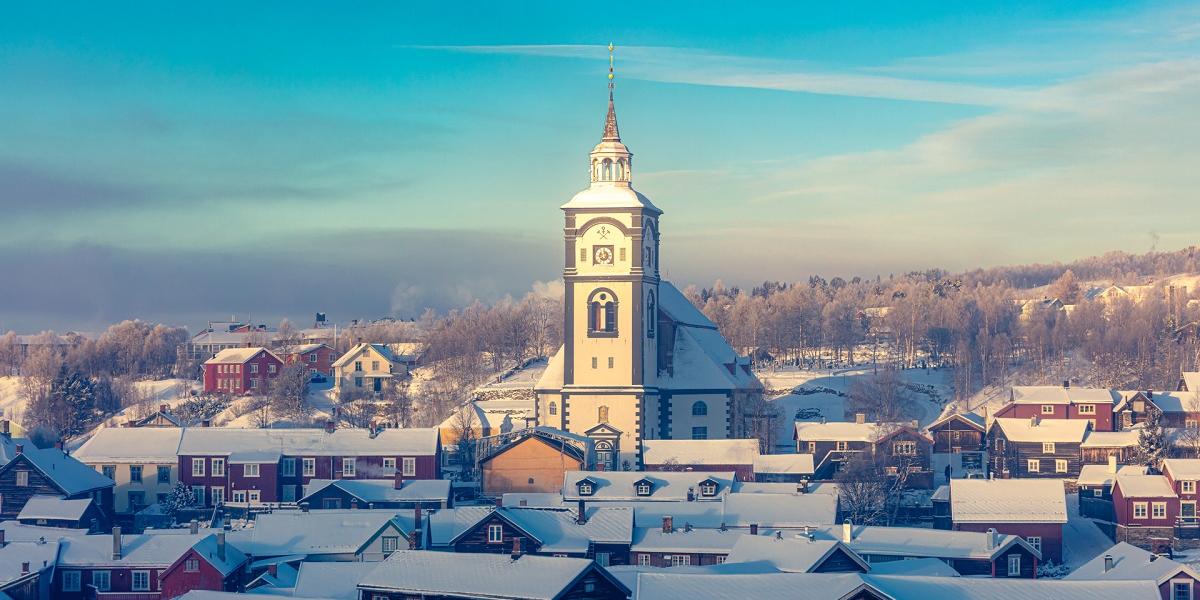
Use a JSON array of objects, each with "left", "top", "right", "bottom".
[
  {"left": 217, "top": 532, "right": 226, "bottom": 562},
  {"left": 409, "top": 530, "right": 420, "bottom": 550},
  {"left": 160, "top": 404, "right": 169, "bottom": 414},
  {"left": 1108, "top": 454, "right": 1118, "bottom": 474},
  {"left": 1063, "top": 380, "right": 1070, "bottom": 389},
  {"left": 300, "top": 502, "right": 309, "bottom": 513},
  {"left": 855, "top": 413, "right": 866, "bottom": 424},
  {"left": 415, "top": 506, "right": 423, "bottom": 532},
  {"left": 797, "top": 480, "right": 808, "bottom": 494},
  {"left": 0, "top": 530, "right": 5, "bottom": 547},
  {"left": 842, "top": 521, "right": 853, "bottom": 543},
  {"left": 111, "top": 527, "right": 122, "bottom": 560},
  {"left": 1103, "top": 554, "right": 1114, "bottom": 572},
  {"left": 201, "top": 419, "right": 211, "bottom": 428},
  {"left": 350, "top": 498, "right": 358, "bottom": 510},
  {"left": 189, "top": 519, "right": 199, "bottom": 534},
  {"left": 576, "top": 500, "right": 587, "bottom": 525},
  {"left": 1, "top": 420, "right": 10, "bottom": 437},
  {"left": 325, "top": 420, "right": 336, "bottom": 434},
  {"left": 511, "top": 536, "right": 523, "bottom": 559},
  {"left": 662, "top": 516, "right": 673, "bottom": 534},
  {"left": 687, "top": 487, "right": 695, "bottom": 502},
  {"left": 267, "top": 564, "right": 278, "bottom": 577},
  {"left": 1030, "top": 415, "right": 1038, "bottom": 427},
  {"left": 986, "top": 527, "right": 997, "bottom": 550},
  {"left": 910, "top": 419, "right": 919, "bottom": 429},
  {"left": 19, "top": 562, "right": 28, "bottom": 575},
  {"left": 750, "top": 523, "right": 759, "bottom": 536},
  {"left": 14, "top": 444, "right": 22, "bottom": 455}
]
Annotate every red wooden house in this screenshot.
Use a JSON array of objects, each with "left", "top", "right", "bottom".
[
  {"left": 1163, "top": 459, "right": 1200, "bottom": 525},
  {"left": 996, "top": 384, "right": 1117, "bottom": 431},
  {"left": 202, "top": 348, "right": 283, "bottom": 395},
  {"left": 1112, "top": 473, "right": 1180, "bottom": 552},
  {"left": 949, "top": 478, "right": 1067, "bottom": 565},
  {"left": 159, "top": 533, "right": 248, "bottom": 598},
  {"left": 279, "top": 343, "right": 336, "bottom": 378}
]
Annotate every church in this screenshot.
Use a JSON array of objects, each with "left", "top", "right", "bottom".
[{"left": 535, "top": 55, "right": 762, "bottom": 470}]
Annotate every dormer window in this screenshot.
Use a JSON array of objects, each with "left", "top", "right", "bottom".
[
  {"left": 577, "top": 480, "right": 595, "bottom": 496},
  {"left": 634, "top": 479, "right": 653, "bottom": 496},
  {"left": 698, "top": 480, "right": 718, "bottom": 497}
]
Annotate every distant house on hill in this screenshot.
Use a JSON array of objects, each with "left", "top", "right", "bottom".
[
  {"left": 278, "top": 343, "right": 336, "bottom": 378},
  {"left": 332, "top": 343, "right": 407, "bottom": 396},
  {"left": 201, "top": 347, "right": 283, "bottom": 395}
]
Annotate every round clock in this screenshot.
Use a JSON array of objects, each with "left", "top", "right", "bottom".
[{"left": 594, "top": 246, "right": 614, "bottom": 265}]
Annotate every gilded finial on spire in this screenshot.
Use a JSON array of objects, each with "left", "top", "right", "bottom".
[{"left": 602, "top": 42, "right": 620, "bottom": 141}]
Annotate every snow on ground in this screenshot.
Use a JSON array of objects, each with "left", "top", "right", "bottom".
[
  {"left": 0, "top": 377, "right": 25, "bottom": 422},
  {"left": 1063, "top": 493, "right": 1114, "bottom": 569},
  {"left": 758, "top": 365, "right": 952, "bottom": 453}
]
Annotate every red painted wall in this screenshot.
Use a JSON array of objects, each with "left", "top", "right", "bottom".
[
  {"left": 955, "top": 522, "right": 1064, "bottom": 565},
  {"left": 284, "top": 346, "right": 335, "bottom": 376},
  {"left": 1112, "top": 482, "right": 1180, "bottom": 528},
  {"left": 202, "top": 350, "right": 283, "bottom": 394},
  {"left": 160, "top": 549, "right": 232, "bottom": 599},
  {"left": 995, "top": 403, "right": 1113, "bottom": 431}
]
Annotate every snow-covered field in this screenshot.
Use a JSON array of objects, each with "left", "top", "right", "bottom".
[{"left": 758, "top": 365, "right": 952, "bottom": 453}]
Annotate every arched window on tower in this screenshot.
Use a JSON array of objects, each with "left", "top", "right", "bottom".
[
  {"left": 647, "top": 292, "right": 656, "bottom": 338},
  {"left": 592, "top": 159, "right": 599, "bottom": 182},
  {"left": 588, "top": 289, "right": 618, "bottom": 336},
  {"left": 602, "top": 158, "right": 613, "bottom": 180},
  {"left": 615, "top": 159, "right": 626, "bottom": 181},
  {"left": 692, "top": 401, "right": 708, "bottom": 416},
  {"left": 549, "top": 401, "right": 557, "bottom": 416}
]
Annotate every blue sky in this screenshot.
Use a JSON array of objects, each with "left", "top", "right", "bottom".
[{"left": 2, "top": 2, "right": 1198, "bottom": 331}]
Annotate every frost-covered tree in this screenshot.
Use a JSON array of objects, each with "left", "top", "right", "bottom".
[
  {"left": 160, "top": 481, "right": 197, "bottom": 520},
  {"left": 1136, "top": 409, "right": 1167, "bottom": 468}
]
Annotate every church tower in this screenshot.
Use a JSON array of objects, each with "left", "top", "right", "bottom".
[{"left": 551, "top": 45, "right": 662, "bottom": 470}]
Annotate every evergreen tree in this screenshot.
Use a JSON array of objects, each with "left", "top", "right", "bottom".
[
  {"left": 1136, "top": 409, "right": 1167, "bottom": 468},
  {"left": 159, "top": 481, "right": 196, "bottom": 521}
]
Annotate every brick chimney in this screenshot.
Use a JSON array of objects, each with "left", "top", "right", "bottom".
[
  {"left": 855, "top": 413, "right": 866, "bottom": 424},
  {"left": 350, "top": 498, "right": 358, "bottom": 510},
  {"left": 662, "top": 516, "right": 673, "bottom": 533},
  {"left": 749, "top": 523, "right": 759, "bottom": 536},
  {"left": 325, "top": 420, "right": 336, "bottom": 434},
  {"left": 267, "top": 564, "right": 278, "bottom": 577},
  {"left": 576, "top": 500, "right": 587, "bottom": 525},
  {"left": 160, "top": 404, "right": 169, "bottom": 414},
  {"left": 20, "top": 562, "right": 28, "bottom": 575},
  {"left": 511, "top": 536, "right": 523, "bottom": 559},
  {"left": 111, "top": 527, "right": 122, "bottom": 560},
  {"left": 986, "top": 527, "right": 997, "bottom": 550},
  {"left": 217, "top": 532, "right": 226, "bottom": 562}
]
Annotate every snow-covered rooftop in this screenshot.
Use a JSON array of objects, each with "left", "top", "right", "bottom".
[
  {"left": 230, "top": 510, "right": 411, "bottom": 557},
  {"left": 722, "top": 493, "right": 838, "bottom": 528},
  {"left": 497, "top": 506, "right": 633, "bottom": 553},
  {"left": 74, "top": 427, "right": 184, "bottom": 463},
  {"left": 752, "top": 453, "right": 814, "bottom": 475},
  {"left": 1011, "top": 386, "right": 1118, "bottom": 405},
  {"left": 630, "top": 526, "right": 745, "bottom": 553},
  {"left": 177, "top": 426, "right": 438, "bottom": 460},
  {"left": 1163, "top": 458, "right": 1200, "bottom": 480},
  {"left": 950, "top": 479, "right": 1067, "bottom": 523},
  {"left": 0, "top": 539, "right": 59, "bottom": 586},
  {"left": 793, "top": 421, "right": 884, "bottom": 442},
  {"left": 358, "top": 550, "right": 626, "bottom": 600},
  {"left": 59, "top": 531, "right": 211, "bottom": 567},
  {"left": 1064, "top": 541, "right": 1199, "bottom": 584},
  {"left": 563, "top": 470, "right": 735, "bottom": 502},
  {"left": 1081, "top": 429, "right": 1139, "bottom": 448},
  {"left": 724, "top": 535, "right": 865, "bottom": 573},
  {"left": 331, "top": 343, "right": 400, "bottom": 369},
  {"left": 16, "top": 495, "right": 92, "bottom": 522},
  {"left": 300, "top": 478, "right": 450, "bottom": 504},
  {"left": 866, "top": 557, "right": 959, "bottom": 577},
  {"left": 642, "top": 439, "right": 759, "bottom": 466},
  {"left": 203, "top": 347, "right": 277, "bottom": 365},
  {"left": 291, "top": 561, "right": 377, "bottom": 600},
  {"left": 992, "top": 417, "right": 1089, "bottom": 443},
  {"left": 12, "top": 447, "right": 114, "bottom": 495},
  {"left": 1114, "top": 473, "right": 1175, "bottom": 498},
  {"left": 812, "top": 524, "right": 1039, "bottom": 561},
  {"left": 1077, "top": 464, "right": 1146, "bottom": 487}
]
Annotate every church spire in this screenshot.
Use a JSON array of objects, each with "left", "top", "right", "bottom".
[{"left": 602, "top": 42, "right": 620, "bottom": 142}]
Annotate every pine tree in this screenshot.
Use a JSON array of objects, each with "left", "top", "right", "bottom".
[
  {"left": 1137, "top": 409, "right": 1167, "bottom": 468},
  {"left": 159, "top": 481, "right": 195, "bottom": 521}
]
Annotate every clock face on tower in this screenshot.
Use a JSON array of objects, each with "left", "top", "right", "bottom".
[{"left": 593, "top": 245, "right": 615, "bottom": 265}]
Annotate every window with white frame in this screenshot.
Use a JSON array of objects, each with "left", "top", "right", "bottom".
[
  {"left": 383, "top": 458, "right": 396, "bottom": 474},
  {"left": 1134, "top": 502, "right": 1148, "bottom": 518},
  {"left": 1027, "top": 459, "right": 1040, "bottom": 472},
  {"left": 1184, "top": 481, "right": 1196, "bottom": 494},
  {"left": 212, "top": 458, "right": 225, "bottom": 477},
  {"left": 248, "top": 490, "right": 260, "bottom": 503},
  {"left": 185, "top": 558, "right": 199, "bottom": 572},
  {"left": 638, "top": 554, "right": 651, "bottom": 566},
  {"left": 402, "top": 457, "right": 416, "bottom": 477},
  {"left": 303, "top": 458, "right": 315, "bottom": 477},
  {"left": 636, "top": 482, "right": 651, "bottom": 496},
  {"left": 671, "top": 555, "right": 691, "bottom": 567},
  {"left": 1007, "top": 555, "right": 1021, "bottom": 576},
  {"left": 280, "top": 458, "right": 295, "bottom": 477},
  {"left": 807, "top": 442, "right": 816, "bottom": 453},
  {"left": 1026, "top": 536, "right": 1042, "bottom": 553},
  {"left": 62, "top": 571, "right": 81, "bottom": 592},
  {"left": 1078, "top": 404, "right": 1096, "bottom": 414},
  {"left": 1094, "top": 487, "right": 1104, "bottom": 497},
  {"left": 1056, "top": 459, "right": 1068, "bottom": 473},
  {"left": 132, "top": 570, "right": 150, "bottom": 591},
  {"left": 578, "top": 482, "right": 594, "bottom": 496},
  {"left": 1041, "top": 405, "right": 1055, "bottom": 414},
  {"left": 1172, "top": 580, "right": 1193, "bottom": 600},
  {"left": 250, "top": 363, "right": 259, "bottom": 374},
  {"left": 892, "top": 441, "right": 917, "bottom": 456},
  {"left": 268, "top": 363, "right": 276, "bottom": 374},
  {"left": 716, "top": 555, "right": 727, "bottom": 564},
  {"left": 1189, "top": 420, "right": 1200, "bottom": 430},
  {"left": 699, "top": 482, "right": 718, "bottom": 497},
  {"left": 211, "top": 487, "right": 225, "bottom": 505},
  {"left": 1042, "top": 442, "right": 1055, "bottom": 454},
  {"left": 382, "top": 536, "right": 399, "bottom": 553},
  {"left": 342, "top": 458, "right": 356, "bottom": 477},
  {"left": 488, "top": 524, "right": 503, "bottom": 543},
  {"left": 836, "top": 441, "right": 848, "bottom": 451},
  {"left": 14, "top": 471, "right": 27, "bottom": 487},
  {"left": 92, "top": 570, "right": 111, "bottom": 592},
  {"left": 192, "top": 458, "right": 205, "bottom": 477},
  {"left": 1154, "top": 502, "right": 1168, "bottom": 519},
  {"left": 244, "top": 463, "right": 260, "bottom": 477}
]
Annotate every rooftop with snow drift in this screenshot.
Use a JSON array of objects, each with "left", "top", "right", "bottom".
[
  {"left": 991, "top": 416, "right": 1090, "bottom": 443},
  {"left": 642, "top": 438, "right": 760, "bottom": 466},
  {"left": 949, "top": 479, "right": 1068, "bottom": 523}
]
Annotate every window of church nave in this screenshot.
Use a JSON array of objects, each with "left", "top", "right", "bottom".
[
  {"left": 549, "top": 402, "right": 557, "bottom": 416},
  {"left": 647, "top": 292, "right": 656, "bottom": 337}
]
